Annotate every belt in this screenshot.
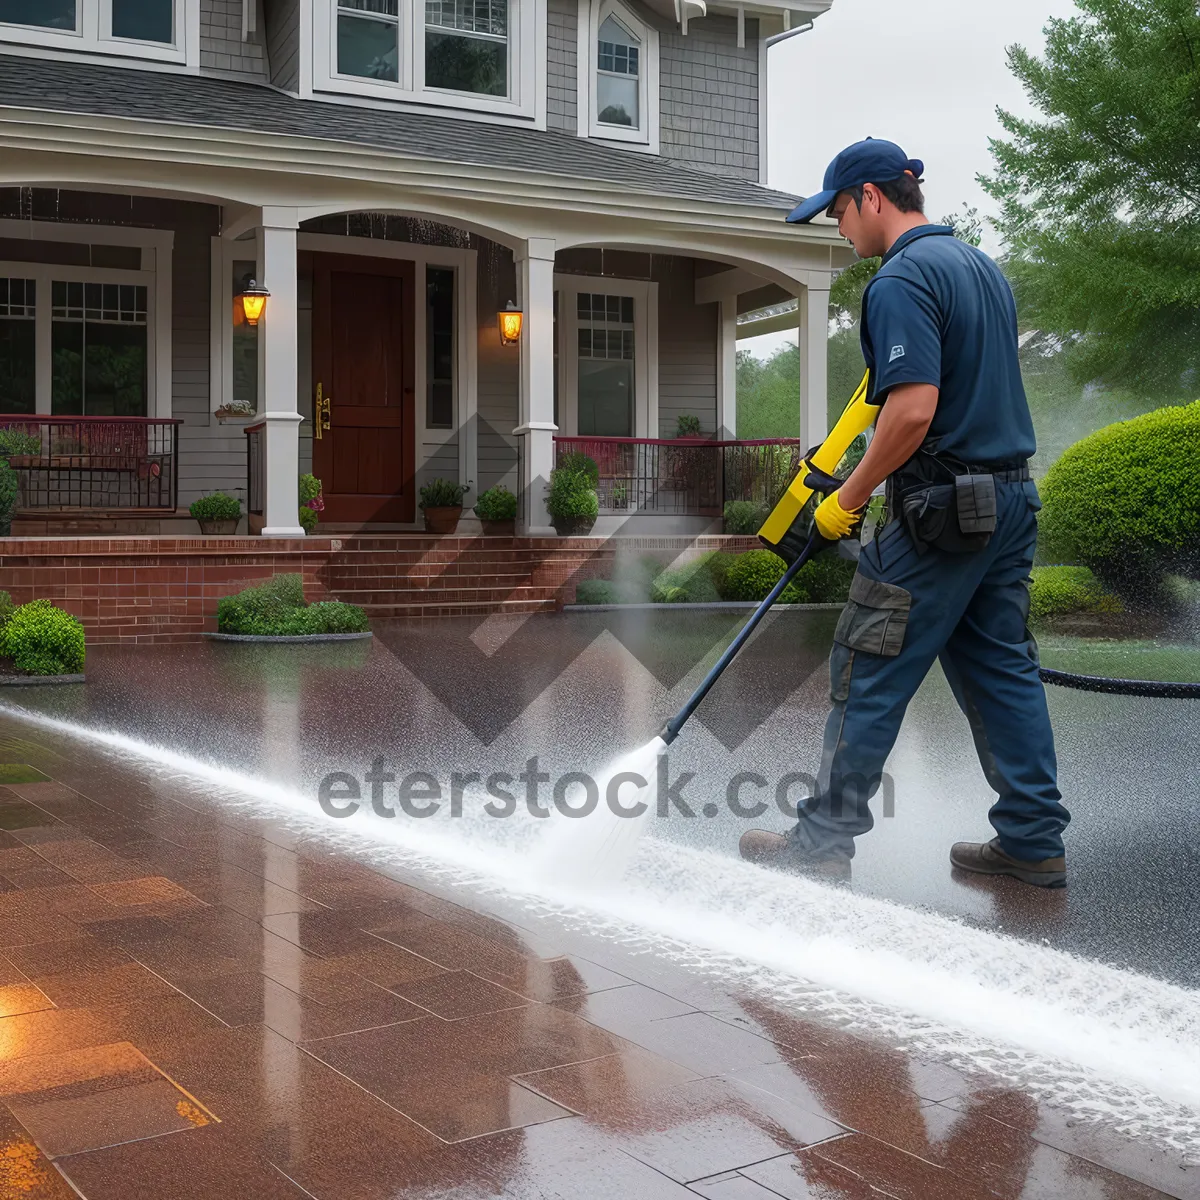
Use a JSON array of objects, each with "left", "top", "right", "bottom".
[{"left": 971, "top": 463, "right": 1031, "bottom": 483}]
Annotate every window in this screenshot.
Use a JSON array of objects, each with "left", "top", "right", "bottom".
[
  {"left": 337, "top": 0, "right": 400, "bottom": 82},
  {"left": 0, "top": 0, "right": 191, "bottom": 63},
  {"left": 426, "top": 267, "right": 454, "bottom": 428},
  {"left": 425, "top": 0, "right": 508, "bottom": 96},
  {"left": 316, "top": 0, "right": 538, "bottom": 117},
  {"left": 0, "top": 278, "right": 36, "bottom": 415},
  {"left": 577, "top": 293, "right": 634, "bottom": 436},
  {"left": 596, "top": 15, "right": 637, "bottom": 127},
  {"left": 51, "top": 282, "right": 148, "bottom": 416},
  {"left": 580, "top": 0, "right": 657, "bottom": 148}
]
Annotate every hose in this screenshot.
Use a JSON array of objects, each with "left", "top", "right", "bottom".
[{"left": 1038, "top": 667, "right": 1200, "bottom": 699}]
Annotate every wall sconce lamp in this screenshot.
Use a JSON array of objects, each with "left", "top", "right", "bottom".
[
  {"left": 238, "top": 279, "right": 271, "bottom": 327},
  {"left": 498, "top": 301, "right": 523, "bottom": 346}
]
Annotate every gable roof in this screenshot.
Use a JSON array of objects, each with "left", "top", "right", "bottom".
[{"left": 0, "top": 54, "right": 800, "bottom": 211}]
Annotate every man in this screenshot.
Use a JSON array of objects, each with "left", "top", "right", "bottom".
[{"left": 739, "top": 138, "right": 1070, "bottom": 888}]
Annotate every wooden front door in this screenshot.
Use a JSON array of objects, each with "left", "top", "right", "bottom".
[{"left": 311, "top": 255, "right": 416, "bottom": 523}]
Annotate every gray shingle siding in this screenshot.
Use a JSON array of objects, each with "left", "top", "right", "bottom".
[
  {"left": 660, "top": 14, "right": 758, "bottom": 181},
  {"left": 200, "top": 0, "right": 268, "bottom": 83},
  {"left": 547, "top": 0, "right": 578, "bottom": 133},
  {"left": 264, "top": 0, "right": 301, "bottom": 92}
]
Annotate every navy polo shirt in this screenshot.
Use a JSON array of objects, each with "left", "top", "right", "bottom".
[{"left": 859, "top": 225, "right": 1036, "bottom": 465}]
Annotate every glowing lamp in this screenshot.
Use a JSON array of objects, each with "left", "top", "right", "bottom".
[
  {"left": 498, "top": 301, "right": 523, "bottom": 345},
  {"left": 238, "top": 279, "right": 271, "bottom": 326}
]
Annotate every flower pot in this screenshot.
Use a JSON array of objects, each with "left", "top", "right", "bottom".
[
  {"left": 552, "top": 515, "right": 596, "bottom": 537},
  {"left": 6, "top": 455, "right": 33, "bottom": 469},
  {"left": 423, "top": 505, "right": 463, "bottom": 534},
  {"left": 480, "top": 518, "right": 516, "bottom": 537},
  {"left": 197, "top": 518, "right": 239, "bottom": 535}
]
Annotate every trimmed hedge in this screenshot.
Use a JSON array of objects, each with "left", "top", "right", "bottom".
[
  {"left": 0, "top": 591, "right": 13, "bottom": 632},
  {"left": 1028, "top": 566, "right": 1122, "bottom": 623},
  {"left": 217, "top": 574, "right": 368, "bottom": 636},
  {"left": 723, "top": 548, "right": 857, "bottom": 605},
  {"left": 0, "top": 460, "right": 17, "bottom": 536},
  {"left": 723, "top": 500, "right": 767, "bottom": 536},
  {"left": 1, "top": 599, "right": 85, "bottom": 675},
  {"left": 1039, "top": 401, "right": 1200, "bottom": 602}
]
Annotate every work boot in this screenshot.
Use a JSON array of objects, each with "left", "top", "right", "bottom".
[
  {"left": 739, "top": 830, "right": 851, "bottom": 883},
  {"left": 950, "top": 837, "right": 1066, "bottom": 889}
]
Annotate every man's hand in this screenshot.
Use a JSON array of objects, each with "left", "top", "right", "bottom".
[{"left": 813, "top": 490, "right": 865, "bottom": 541}]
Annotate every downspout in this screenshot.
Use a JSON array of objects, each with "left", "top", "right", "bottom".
[{"left": 764, "top": 18, "right": 813, "bottom": 49}]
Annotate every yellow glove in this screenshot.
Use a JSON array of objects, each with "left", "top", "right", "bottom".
[{"left": 813, "top": 490, "right": 865, "bottom": 541}]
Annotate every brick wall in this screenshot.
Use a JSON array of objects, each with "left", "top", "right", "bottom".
[{"left": 660, "top": 14, "right": 759, "bottom": 181}]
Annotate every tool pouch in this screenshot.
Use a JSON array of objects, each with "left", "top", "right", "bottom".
[{"left": 900, "top": 474, "right": 996, "bottom": 555}]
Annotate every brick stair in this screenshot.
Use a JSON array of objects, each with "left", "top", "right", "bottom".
[{"left": 322, "top": 536, "right": 561, "bottom": 618}]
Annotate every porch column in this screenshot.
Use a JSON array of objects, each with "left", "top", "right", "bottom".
[
  {"left": 717, "top": 297, "right": 738, "bottom": 439},
  {"left": 258, "top": 208, "right": 305, "bottom": 537},
  {"left": 797, "top": 275, "right": 831, "bottom": 450},
  {"left": 514, "top": 237, "right": 557, "bottom": 535}
]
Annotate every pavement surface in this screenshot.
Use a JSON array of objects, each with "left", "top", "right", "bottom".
[{"left": 0, "top": 709, "right": 1194, "bottom": 1198}]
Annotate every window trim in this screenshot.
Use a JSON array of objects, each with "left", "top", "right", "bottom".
[
  {"left": 577, "top": 0, "right": 659, "bottom": 152},
  {"left": 311, "top": 0, "right": 545, "bottom": 122},
  {"left": 0, "top": 219, "right": 172, "bottom": 418},
  {"left": 0, "top": 0, "right": 196, "bottom": 68},
  {"left": 554, "top": 273, "right": 657, "bottom": 439}
]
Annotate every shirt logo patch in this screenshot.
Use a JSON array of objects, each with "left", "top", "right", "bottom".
[{"left": 889, "top": 344, "right": 906, "bottom": 362}]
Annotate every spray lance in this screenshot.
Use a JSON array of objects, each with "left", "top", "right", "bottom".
[{"left": 658, "top": 372, "right": 881, "bottom": 746}]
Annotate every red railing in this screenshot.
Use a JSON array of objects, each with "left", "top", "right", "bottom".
[
  {"left": 0, "top": 416, "right": 181, "bottom": 510},
  {"left": 554, "top": 436, "right": 807, "bottom": 516}
]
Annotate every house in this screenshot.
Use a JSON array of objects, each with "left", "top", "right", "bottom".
[{"left": 0, "top": 0, "right": 849, "bottom": 539}]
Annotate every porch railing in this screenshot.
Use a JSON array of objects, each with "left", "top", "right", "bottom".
[
  {"left": 554, "top": 436, "right": 807, "bottom": 516},
  {"left": 245, "top": 421, "right": 264, "bottom": 533},
  {"left": 0, "top": 416, "right": 181, "bottom": 510}
]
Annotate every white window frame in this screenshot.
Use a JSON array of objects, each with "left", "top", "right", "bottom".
[
  {"left": 577, "top": 0, "right": 658, "bottom": 152},
  {"left": 0, "top": 0, "right": 197, "bottom": 68},
  {"left": 0, "top": 219, "right": 172, "bottom": 418},
  {"left": 211, "top": 231, "right": 480, "bottom": 488},
  {"left": 554, "top": 273, "right": 657, "bottom": 439},
  {"left": 311, "top": 0, "right": 544, "bottom": 122}
]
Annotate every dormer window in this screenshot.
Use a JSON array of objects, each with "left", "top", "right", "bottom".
[
  {"left": 0, "top": 0, "right": 191, "bottom": 63},
  {"left": 317, "top": 0, "right": 538, "bottom": 118},
  {"left": 579, "top": 0, "right": 658, "bottom": 150},
  {"left": 596, "top": 15, "right": 638, "bottom": 127}
]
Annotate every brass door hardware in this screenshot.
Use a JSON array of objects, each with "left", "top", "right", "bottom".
[{"left": 315, "top": 383, "right": 332, "bottom": 439}]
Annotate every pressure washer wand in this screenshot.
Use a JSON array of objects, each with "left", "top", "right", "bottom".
[{"left": 658, "top": 531, "right": 829, "bottom": 746}]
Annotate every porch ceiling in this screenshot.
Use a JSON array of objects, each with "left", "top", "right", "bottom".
[{"left": 0, "top": 53, "right": 800, "bottom": 212}]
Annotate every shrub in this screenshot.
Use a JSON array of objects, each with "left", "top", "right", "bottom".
[
  {"left": 546, "top": 469, "right": 599, "bottom": 519},
  {"left": 723, "top": 499, "right": 767, "bottom": 536},
  {"left": 650, "top": 558, "right": 722, "bottom": 603},
  {"left": 556, "top": 452, "right": 599, "bottom": 486},
  {"left": 675, "top": 414, "right": 702, "bottom": 437},
  {"left": 0, "top": 460, "right": 16, "bottom": 536},
  {"left": 419, "top": 478, "right": 470, "bottom": 509},
  {"left": 0, "top": 428, "right": 40, "bottom": 458},
  {"left": 299, "top": 474, "right": 324, "bottom": 533},
  {"left": 575, "top": 579, "right": 620, "bottom": 604},
  {"left": 1, "top": 600, "right": 85, "bottom": 675},
  {"left": 216, "top": 574, "right": 368, "bottom": 636},
  {"left": 1039, "top": 401, "right": 1200, "bottom": 603},
  {"left": 723, "top": 549, "right": 826, "bottom": 604},
  {"left": 798, "top": 554, "right": 857, "bottom": 603},
  {"left": 0, "top": 591, "right": 13, "bottom": 632},
  {"left": 1028, "top": 566, "right": 1122, "bottom": 623},
  {"left": 474, "top": 485, "right": 518, "bottom": 521},
  {"left": 189, "top": 492, "right": 241, "bottom": 522},
  {"left": 701, "top": 550, "right": 738, "bottom": 599}
]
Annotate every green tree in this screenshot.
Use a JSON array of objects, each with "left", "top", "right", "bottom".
[{"left": 983, "top": 0, "right": 1200, "bottom": 397}]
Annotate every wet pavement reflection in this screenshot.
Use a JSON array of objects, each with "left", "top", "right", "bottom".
[{"left": 0, "top": 714, "right": 1192, "bottom": 1196}]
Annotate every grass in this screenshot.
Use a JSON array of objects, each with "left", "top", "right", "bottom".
[{"left": 0, "top": 764, "right": 50, "bottom": 784}]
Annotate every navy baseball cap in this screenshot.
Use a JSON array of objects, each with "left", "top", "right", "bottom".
[{"left": 786, "top": 137, "right": 924, "bottom": 224}]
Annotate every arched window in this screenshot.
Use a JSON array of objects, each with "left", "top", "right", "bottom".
[{"left": 581, "top": 0, "right": 658, "bottom": 149}]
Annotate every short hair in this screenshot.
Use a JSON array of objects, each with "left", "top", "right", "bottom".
[{"left": 832, "top": 174, "right": 925, "bottom": 216}]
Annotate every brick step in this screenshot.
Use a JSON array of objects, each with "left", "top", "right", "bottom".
[
  {"left": 332, "top": 585, "right": 556, "bottom": 605},
  {"left": 326, "top": 562, "right": 537, "bottom": 578},
  {"left": 327, "top": 556, "right": 539, "bottom": 570},
  {"left": 325, "top": 569, "right": 536, "bottom": 586},
  {"left": 335, "top": 538, "right": 522, "bottom": 551}
]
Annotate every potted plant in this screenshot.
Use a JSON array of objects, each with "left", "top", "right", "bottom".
[
  {"left": 299, "top": 474, "right": 324, "bottom": 534},
  {"left": 546, "top": 466, "right": 599, "bottom": 537},
  {"left": 0, "top": 427, "right": 41, "bottom": 470},
  {"left": 474, "top": 484, "right": 518, "bottom": 535},
  {"left": 190, "top": 492, "right": 241, "bottom": 535},
  {"left": 419, "top": 478, "right": 470, "bottom": 534},
  {"left": 674, "top": 414, "right": 706, "bottom": 440}
]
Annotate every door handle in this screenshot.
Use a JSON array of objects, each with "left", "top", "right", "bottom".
[{"left": 315, "top": 382, "right": 332, "bottom": 439}]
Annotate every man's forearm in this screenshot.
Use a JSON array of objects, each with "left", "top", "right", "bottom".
[{"left": 836, "top": 382, "right": 939, "bottom": 510}]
